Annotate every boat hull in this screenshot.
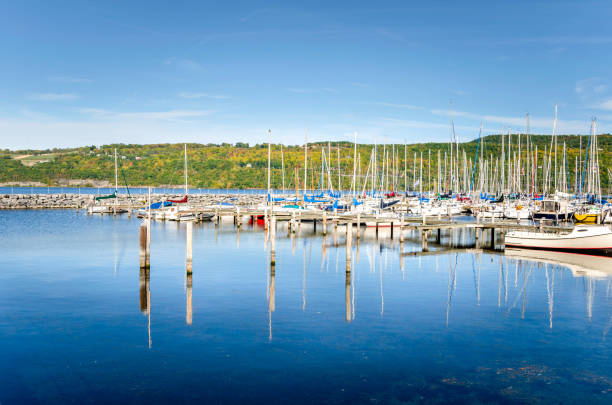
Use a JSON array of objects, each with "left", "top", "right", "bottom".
[
  {"left": 573, "top": 213, "right": 598, "bottom": 223},
  {"left": 505, "top": 227, "right": 612, "bottom": 257}
]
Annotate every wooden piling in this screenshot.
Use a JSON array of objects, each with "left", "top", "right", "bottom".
[
  {"left": 323, "top": 211, "right": 327, "bottom": 235},
  {"left": 356, "top": 213, "right": 361, "bottom": 239},
  {"left": 139, "top": 224, "right": 148, "bottom": 268},
  {"left": 186, "top": 221, "right": 193, "bottom": 273},
  {"left": 399, "top": 214, "right": 404, "bottom": 243},
  {"left": 270, "top": 215, "right": 276, "bottom": 265},
  {"left": 390, "top": 221, "right": 394, "bottom": 239},
  {"left": 421, "top": 230, "right": 428, "bottom": 252},
  {"left": 346, "top": 220, "right": 352, "bottom": 258},
  {"left": 264, "top": 208, "right": 268, "bottom": 230}
]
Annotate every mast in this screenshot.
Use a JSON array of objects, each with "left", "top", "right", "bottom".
[
  {"left": 267, "top": 129, "right": 271, "bottom": 203},
  {"left": 352, "top": 131, "right": 357, "bottom": 197},
  {"left": 403, "top": 141, "right": 407, "bottom": 193},
  {"left": 419, "top": 151, "right": 423, "bottom": 198},
  {"left": 184, "top": 144, "right": 188, "bottom": 195},
  {"left": 553, "top": 104, "right": 558, "bottom": 193},
  {"left": 304, "top": 129, "right": 308, "bottom": 194},
  {"left": 281, "top": 144, "right": 285, "bottom": 193},
  {"left": 337, "top": 143, "right": 341, "bottom": 194},
  {"left": 450, "top": 101, "right": 454, "bottom": 192},
  {"left": 114, "top": 148, "right": 118, "bottom": 193},
  {"left": 501, "top": 126, "right": 505, "bottom": 194},
  {"left": 428, "top": 149, "right": 431, "bottom": 194}
]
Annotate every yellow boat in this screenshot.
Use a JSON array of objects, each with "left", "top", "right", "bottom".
[{"left": 573, "top": 213, "right": 599, "bottom": 223}]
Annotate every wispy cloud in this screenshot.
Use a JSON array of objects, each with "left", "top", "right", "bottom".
[
  {"left": 49, "top": 76, "right": 93, "bottom": 83},
  {"left": 178, "top": 92, "right": 230, "bottom": 100},
  {"left": 575, "top": 77, "right": 612, "bottom": 110},
  {"left": 596, "top": 99, "right": 612, "bottom": 110},
  {"left": 287, "top": 87, "right": 338, "bottom": 94},
  {"left": 28, "top": 93, "right": 79, "bottom": 101},
  {"left": 430, "top": 108, "right": 595, "bottom": 134},
  {"left": 78, "top": 108, "right": 213, "bottom": 122},
  {"left": 164, "top": 58, "right": 204, "bottom": 71},
  {"left": 474, "top": 36, "right": 612, "bottom": 47}
]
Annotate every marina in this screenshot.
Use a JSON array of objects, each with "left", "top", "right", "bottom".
[{"left": 5, "top": 1, "right": 612, "bottom": 402}]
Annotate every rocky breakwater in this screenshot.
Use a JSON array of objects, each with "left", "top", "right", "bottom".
[
  {"left": 0, "top": 193, "right": 268, "bottom": 209},
  {"left": 1, "top": 194, "right": 93, "bottom": 209}
]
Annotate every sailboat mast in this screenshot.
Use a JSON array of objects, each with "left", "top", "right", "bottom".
[
  {"left": 267, "top": 129, "right": 271, "bottom": 202},
  {"left": 114, "top": 148, "right": 118, "bottom": 192},
  {"left": 337, "top": 144, "right": 341, "bottom": 194},
  {"left": 281, "top": 144, "right": 285, "bottom": 193},
  {"left": 304, "top": 129, "right": 308, "bottom": 194},
  {"left": 352, "top": 131, "right": 357, "bottom": 197},
  {"left": 553, "top": 104, "right": 558, "bottom": 193},
  {"left": 184, "top": 144, "right": 188, "bottom": 195}
]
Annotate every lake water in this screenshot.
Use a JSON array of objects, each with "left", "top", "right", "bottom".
[{"left": 1, "top": 210, "right": 612, "bottom": 404}]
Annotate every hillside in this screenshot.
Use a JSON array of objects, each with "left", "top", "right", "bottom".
[{"left": 1, "top": 134, "right": 611, "bottom": 191}]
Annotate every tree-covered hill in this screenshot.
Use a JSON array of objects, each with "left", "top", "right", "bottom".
[{"left": 1, "top": 134, "right": 610, "bottom": 191}]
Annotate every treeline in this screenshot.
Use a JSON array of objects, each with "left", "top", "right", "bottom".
[{"left": 1, "top": 134, "right": 611, "bottom": 191}]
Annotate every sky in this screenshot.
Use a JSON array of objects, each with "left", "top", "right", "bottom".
[{"left": 2, "top": 0, "right": 612, "bottom": 149}]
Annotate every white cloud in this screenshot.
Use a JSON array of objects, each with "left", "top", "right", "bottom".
[
  {"left": 596, "top": 99, "right": 612, "bottom": 110},
  {"left": 430, "top": 108, "right": 596, "bottom": 134},
  {"left": 178, "top": 92, "right": 230, "bottom": 100},
  {"left": 77, "top": 108, "right": 213, "bottom": 122},
  {"left": 28, "top": 93, "right": 79, "bottom": 101}
]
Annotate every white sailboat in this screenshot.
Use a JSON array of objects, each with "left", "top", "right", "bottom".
[
  {"left": 88, "top": 148, "right": 125, "bottom": 214},
  {"left": 505, "top": 225, "right": 612, "bottom": 256}
]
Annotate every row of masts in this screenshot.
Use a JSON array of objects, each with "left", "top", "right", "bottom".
[{"left": 263, "top": 109, "right": 605, "bottom": 201}]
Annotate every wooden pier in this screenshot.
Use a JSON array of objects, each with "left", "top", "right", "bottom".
[{"left": 136, "top": 203, "right": 582, "bottom": 270}]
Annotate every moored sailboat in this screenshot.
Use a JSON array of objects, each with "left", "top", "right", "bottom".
[{"left": 505, "top": 225, "right": 612, "bottom": 256}]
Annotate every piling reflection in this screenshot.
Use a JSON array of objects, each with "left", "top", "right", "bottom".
[
  {"left": 139, "top": 267, "right": 150, "bottom": 314},
  {"left": 134, "top": 221, "right": 612, "bottom": 346},
  {"left": 268, "top": 262, "right": 275, "bottom": 340},
  {"left": 186, "top": 272, "right": 192, "bottom": 326}
]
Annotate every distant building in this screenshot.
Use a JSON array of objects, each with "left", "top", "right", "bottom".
[
  {"left": 135, "top": 156, "right": 142, "bottom": 161},
  {"left": 246, "top": 163, "right": 252, "bottom": 168}
]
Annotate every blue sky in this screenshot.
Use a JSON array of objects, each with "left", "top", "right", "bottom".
[{"left": 2, "top": 0, "right": 612, "bottom": 149}]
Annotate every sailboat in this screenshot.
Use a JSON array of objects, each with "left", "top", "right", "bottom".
[
  {"left": 88, "top": 148, "right": 126, "bottom": 214},
  {"left": 505, "top": 225, "right": 612, "bottom": 256},
  {"left": 165, "top": 144, "right": 196, "bottom": 221}
]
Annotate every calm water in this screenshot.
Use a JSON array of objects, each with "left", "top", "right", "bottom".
[{"left": 1, "top": 211, "right": 612, "bottom": 404}]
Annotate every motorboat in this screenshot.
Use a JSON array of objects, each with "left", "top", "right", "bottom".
[
  {"left": 504, "top": 225, "right": 612, "bottom": 256},
  {"left": 531, "top": 199, "right": 573, "bottom": 221}
]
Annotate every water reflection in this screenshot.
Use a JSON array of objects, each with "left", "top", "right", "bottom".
[
  {"left": 186, "top": 272, "right": 192, "bottom": 326},
  {"left": 137, "top": 266, "right": 152, "bottom": 349},
  {"left": 136, "top": 224, "right": 612, "bottom": 341},
  {"left": 268, "top": 262, "right": 275, "bottom": 341}
]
